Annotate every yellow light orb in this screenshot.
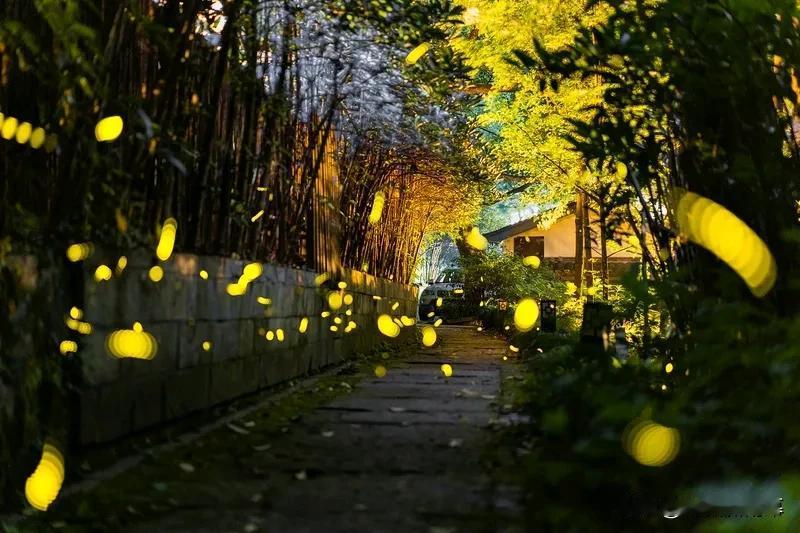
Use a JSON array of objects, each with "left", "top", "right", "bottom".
[
  {"left": 116, "top": 256, "right": 128, "bottom": 274},
  {"left": 199, "top": 269, "right": 209, "bottom": 280},
  {"left": 69, "top": 306, "right": 83, "bottom": 320},
  {"left": 509, "top": 345, "right": 520, "bottom": 353},
  {"left": 436, "top": 297, "right": 443, "bottom": 307},
  {"left": 522, "top": 255, "right": 541, "bottom": 268},
  {"left": 242, "top": 262, "right": 262, "bottom": 282},
  {"left": 377, "top": 314, "right": 401, "bottom": 338},
  {"left": 148, "top": 265, "right": 164, "bottom": 282},
  {"left": 24, "top": 442, "right": 65, "bottom": 511},
  {"left": 1, "top": 116, "right": 18, "bottom": 140},
  {"left": 156, "top": 218, "right": 177, "bottom": 261},
  {"left": 226, "top": 282, "right": 246, "bottom": 296},
  {"left": 400, "top": 315, "right": 415, "bottom": 326},
  {"left": 464, "top": 227, "right": 488, "bottom": 251},
  {"left": 106, "top": 327, "right": 158, "bottom": 360},
  {"left": 328, "top": 292, "right": 343, "bottom": 310},
  {"left": 66, "top": 243, "right": 92, "bottom": 262},
  {"left": 29, "top": 127, "right": 46, "bottom": 149},
  {"left": 94, "top": 264, "right": 112, "bottom": 282},
  {"left": 421, "top": 326, "right": 437, "bottom": 347},
  {"left": 433, "top": 318, "right": 443, "bottom": 327},
  {"left": 59, "top": 340, "right": 78, "bottom": 355},
  {"left": 374, "top": 365, "right": 387, "bottom": 378},
  {"left": 15, "top": 122, "right": 32, "bottom": 144},
  {"left": 266, "top": 331, "right": 275, "bottom": 341},
  {"left": 665, "top": 362, "right": 674, "bottom": 374},
  {"left": 95, "top": 115, "right": 124, "bottom": 142},
  {"left": 343, "top": 293, "right": 354, "bottom": 305},
  {"left": 257, "top": 296, "right": 272, "bottom": 305},
  {"left": 276, "top": 328, "right": 285, "bottom": 342},
  {"left": 514, "top": 298, "right": 540, "bottom": 332},
  {"left": 334, "top": 316, "right": 342, "bottom": 325},
  {"left": 406, "top": 42, "right": 431, "bottom": 65},
  {"left": 440, "top": 363, "right": 453, "bottom": 378},
  {"left": 624, "top": 420, "right": 681, "bottom": 467},
  {"left": 299, "top": 317, "right": 309, "bottom": 333},
  {"left": 368, "top": 191, "right": 386, "bottom": 224},
  {"left": 202, "top": 341, "right": 212, "bottom": 351}
]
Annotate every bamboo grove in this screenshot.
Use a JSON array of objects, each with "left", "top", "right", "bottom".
[{"left": 0, "top": 0, "right": 480, "bottom": 284}]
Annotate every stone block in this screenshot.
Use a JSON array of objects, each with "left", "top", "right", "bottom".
[
  {"left": 79, "top": 383, "right": 133, "bottom": 444},
  {"left": 164, "top": 366, "right": 211, "bottom": 419},
  {"left": 79, "top": 326, "right": 120, "bottom": 386},
  {"left": 130, "top": 375, "right": 164, "bottom": 432},
  {"left": 209, "top": 357, "right": 260, "bottom": 405},
  {"left": 177, "top": 320, "right": 215, "bottom": 369}
]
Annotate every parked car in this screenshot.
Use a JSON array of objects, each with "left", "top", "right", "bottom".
[{"left": 417, "top": 269, "right": 463, "bottom": 321}]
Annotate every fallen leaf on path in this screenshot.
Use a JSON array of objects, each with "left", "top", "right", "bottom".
[
  {"left": 244, "top": 420, "right": 256, "bottom": 428},
  {"left": 226, "top": 422, "right": 250, "bottom": 435},
  {"left": 322, "top": 430, "right": 335, "bottom": 438},
  {"left": 252, "top": 444, "right": 271, "bottom": 452},
  {"left": 389, "top": 407, "right": 407, "bottom": 413},
  {"left": 295, "top": 470, "right": 307, "bottom": 481},
  {"left": 448, "top": 438, "right": 463, "bottom": 448},
  {"left": 178, "top": 462, "right": 195, "bottom": 473},
  {"left": 481, "top": 394, "right": 496, "bottom": 400},
  {"left": 458, "top": 388, "right": 480, "bottom": 398}
]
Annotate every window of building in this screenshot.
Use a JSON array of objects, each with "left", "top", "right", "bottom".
[{"left": 513, "top": 236, "right": 544, "bottom": 259}]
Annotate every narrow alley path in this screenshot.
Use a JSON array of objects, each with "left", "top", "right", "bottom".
[{"left": 23, "top": 326, "right": 519, "bottom": 533}]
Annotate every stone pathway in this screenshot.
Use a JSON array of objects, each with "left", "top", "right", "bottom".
[{"left": 23, "top": 326, "right": 519, "bottom": 532}]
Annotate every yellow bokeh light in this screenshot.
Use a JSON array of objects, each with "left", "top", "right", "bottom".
[
  {"left": 69, "top": 306, "right": 83, "bottom": 320},
  {"left": 106, "top": 325, "right": 158, "bottom": 360},
  {"left": 226, "top": 282, "right": 245, "bottom": 296},
  {"left": 265, "top": 330, "right": 275, "bottom": 341},
  {"left": 59, "top": 340, "right": 77, "bottom": 355},
  {"left": 156, "top": 218, "right": 178, "bottom": 261},
  {"left": 509, "top": 345, "right": 519, "bottom": 353},
  {"left": 623, "top": 419, "right": 680, "bottom": 467},
  {"left": 116, "top": 256, "right": 128, "bottom": 274},
  {"left": 1, "top": 116, "right": 18, "bottom": 140},
  {"left": 374, "top": 365, "right": 387, "bottom": 378},
  {"left": 406, "top": 42, "right": 431, "bottom": 65},
  {"left": 66, "top": 243, "right": 92, "bottom": 262},
  {"left": 391, "top": 301, "right": 400, "bottom": 311},
  {"left": 345, "top": 309, "right": 352, "bottom": 316},
  {"left": 328, "top": 292, "right": 343, "bottom": 310},
  {"left": 199, "top": 269, "right": 209, "bottom": 280},
  {"left": 15, "top": 121, "right": 32, "bottom": 144},
  {"left": 276, "top": 328, "right": 285, "bottom": 342},
  {"left": 321, "top": 311, "right": 331, "bottom": 318},
  {"left": 257, "top": 296, "right": 272, "bottom": 305},
  {"left": 377, "top": 314, "right": 401, "bottom": 338},
  {"left": 453, "top": 288, "right": 464, "bottom": 295},
  {"left": 343, "top": 293, "right": 354, "bottom": 305},
  {"left": 250, "top": 210, "right": 264, "bottom": 223},
  {"left": 433, "top": 318, "right": 443, "bottom": 327},
  {"left": 421, "top": 326, "right": 437, "bottom": 347},
  {"left": 94, "top": 264, "right": 112, "bottom": 282},
  {"left": 522, "top": 255, "right": 541, "bottom": 268},
  {"left": 436, "top": 297, "right": 443, "bottom": 307},
  {"left": 95, "top": 115, "right": 124, "bottom": 142},
  {"left": 368, "top": 191, "right": 386, "bottom": 224},
  {"left": 665, "top": 362, "right": 674, "bottom": 374},
  {"left": 24, "top": 442, "right": 65, "bottom": 511},
  {"left": 400, "top": 315, "right": 415, "bottom": 326},
  {"left": 330, "top": 325, "right": 338, "bottom": 332},
  {"left": 299, "top": 317, "right": 309, "bottom": 333},
  {"left": 66, "top": 317, "right": 92, "bottom": 335},
  {"left": 242, "top": 262, "right": 262, "bottom": 282},
  {"left": 440, "top": 363, "right": 453, "bottom": 377},
  {"left": 202, "top": 341, "right": 212, "bottom": 351},
  {"left": 675, "top": 188, "right": 777, "bottom": 297},
  {"left": 315, "top": 272, "right": 330, "bottom": 286},
  {"left": 30, "top": 127, "right": 46, "bottom": 149},
  {"left": 464, "top": 227, "right": 488, "bottom": 251},
  {"left": 338, "top": 281, "right": 347, "bottom": 289},
  {"left": 148, "top": 265, "right": 164, "bottom": 282},
  {"left": 513, "top": 298, "right": 539, "bottom": 332},
  {"left": 334, "top": 316, "right": 343, "bottom": 325}
]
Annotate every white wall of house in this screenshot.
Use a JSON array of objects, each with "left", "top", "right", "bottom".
[{"left": 500, "top": 214, "right": 640, "bottom": 259}]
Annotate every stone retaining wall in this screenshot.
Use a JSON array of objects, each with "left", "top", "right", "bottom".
[{"left": 78, "top": 253, "right": 418, "bottom": 444}]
